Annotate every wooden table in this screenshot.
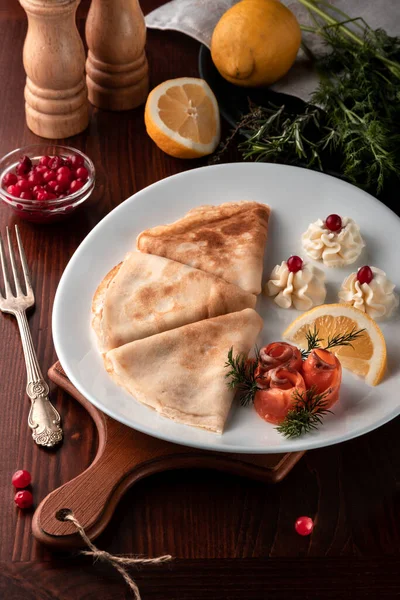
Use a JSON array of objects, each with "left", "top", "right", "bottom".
[{"left": 0, "top": 1, "right": 399, "bottom": 598}]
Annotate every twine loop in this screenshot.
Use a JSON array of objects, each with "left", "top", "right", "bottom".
[{"left": 56, "top": 509, "right": 172, "bottom": 599}]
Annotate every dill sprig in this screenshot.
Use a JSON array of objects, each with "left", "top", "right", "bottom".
[
  {"left": 301, "top": 325, "right": 323, "bottom": 359},
  {"left": 325, "top": 327, "right": 366, "bottom": 350},
  {"left": 301, "top": 325, "right": 365, "bottom": 358},
  {"left": 276, "top": 386, "right": 331, "bottom": 438},
  {"left": 225, "top": 346, "right": 260, "bottom": 406}
]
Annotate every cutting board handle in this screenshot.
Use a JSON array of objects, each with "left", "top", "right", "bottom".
[{"left": 32, "top": 363, "right": 304, "bottom": 549}]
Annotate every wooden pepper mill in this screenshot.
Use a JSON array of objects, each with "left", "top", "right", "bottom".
[
  {"left": 19, "top": 0, "right": 89, "bottom": 139},
  {"left": 85, "top": 0, "right": 149, "bottom": 111}
]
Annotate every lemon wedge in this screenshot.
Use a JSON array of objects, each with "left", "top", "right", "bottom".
[{"left": 283, "top": 303, "right": 387, "bottom": 386}]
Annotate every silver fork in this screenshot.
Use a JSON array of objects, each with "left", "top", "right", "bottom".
[{"left": 0, "top": 225, "right": 62, "bottom": 447}]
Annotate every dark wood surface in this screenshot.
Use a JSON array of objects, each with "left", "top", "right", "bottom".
[{"left": 0, "top": 1, "right": 399, "bottom": 598}]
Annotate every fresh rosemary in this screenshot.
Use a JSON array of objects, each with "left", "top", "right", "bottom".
[
  {"left": 214, "top": 1, "right": 400, "bottom": 196},
  {"left": 275, "top": 386, "right": 331, "bottom": 438}
]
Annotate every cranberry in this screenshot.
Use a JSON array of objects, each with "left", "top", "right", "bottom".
[
  {"left": 35, "top": 165, "right": 48, "bottom": 174},
  {"left": 36, "top": 191, "right": 51, "bottom": 201},
  {"left": 357, "top": 266, "right": 374, "bottom": 285},
  {"left": 42, "top": 170, "right": 56, "bottom": 183},
  {"left": 69, "top": 179, "right": 84, "bottom": 193},
  {"left": 20, "top": 191, "right": 33, "bottom": 200},
  {"left": 12, "top": 469, "right": 31, "bottom": 488},
  {"left": 33, "top": 185, "right": 45, "bottom": 196},
  {"left": 75, "top": 166, "right": 88, "bottom": 181},
  {"left": 287, "top": 255, "right": 303, "bottom": 273},
  {"left": 16, "top": 178, "right": 32, "bottom": 191},
  {"left": 57, "top": 166, "right": 71, "bottom": 178},
  {"left": 39, "top": 155, "right": 51, "bottom": 167},
  {"left": 16, "top": 155, "right": 32, "bottom": 175},
  {"left": 48, "top": 156, "right": 64, "bottom": 170},
  {"left": 325, "top": 214, "right": 342, "bottom": 232},
  {"left": 2, "top": 172, "right": 18, "bottom": 187},
  {"left": 295, "top": 516, "right": 314, "bottom": 536},
  {"left": 54, "top": 184, "right": 66, "bottom": 195},
  {"left": 46, "top": 192, "right": 57, "bottom": 200},
  {"left": 14, "top": 490, "right": 33, "bottom": 509},
  {"left": 56, "top": 173, "right": 71, "bottom": 190},
  {"left": 28, "top": 172, "right": 42, "bottom": 187},
  {"left": 69, "top": 154, "right": 84, "bottom": 168},
  {"left": 46, "top": 180, "right": 58, "bottom": 192},
  {"left": 7, "top": 185, "right": 21, "bottom": 197}
]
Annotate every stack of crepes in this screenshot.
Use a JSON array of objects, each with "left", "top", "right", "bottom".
[{"left": 92, "top": 201, "right": 270, "bottom": 433}]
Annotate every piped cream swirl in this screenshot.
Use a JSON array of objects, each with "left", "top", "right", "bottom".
[
  {"left": 338, "top": 267, "right": 399, "bottom": 320},
  {"left": 265, "top": 261, "right": 326, "bottom": 310},
  {"left": 302, "top": 217, "right": 365, "bottom": 267}
]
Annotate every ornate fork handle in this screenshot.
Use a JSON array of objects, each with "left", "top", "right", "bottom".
[{"left": 15, "top": 311, "right": 63, "bottom": 447}]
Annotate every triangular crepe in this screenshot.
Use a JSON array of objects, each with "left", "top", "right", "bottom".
[
  {"left": 136, "top": 201, "right": 270, "bottom": 295},
  {"left": 104, "top": 308, "right": 263, "bottom": 433},
  {"left": 92, "top": 252, "right": 257, "bottom": 351}
]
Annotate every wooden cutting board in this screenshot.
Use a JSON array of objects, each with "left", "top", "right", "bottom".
[{"left": 32, "top": 361, "right": 305, "bottom": 549}]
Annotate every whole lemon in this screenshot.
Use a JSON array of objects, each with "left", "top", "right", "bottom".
[{"left": 211, "top": 0, "right": 301, "bottom": 87}]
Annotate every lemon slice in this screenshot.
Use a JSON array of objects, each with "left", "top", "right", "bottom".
[
  {"left": 144, "top": 77, "right": 221, "bottom": 159},
  {"left": 283, "top": 304, "right": 387, "bottom": 386}
]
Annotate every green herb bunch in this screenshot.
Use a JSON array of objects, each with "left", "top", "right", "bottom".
[{"left": 214, "top": 0, "right": 400, "bottom": 196}]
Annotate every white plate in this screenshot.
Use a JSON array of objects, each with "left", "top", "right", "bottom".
[{"left": 53, "top": 163, "right": 400, "bottom": 453}]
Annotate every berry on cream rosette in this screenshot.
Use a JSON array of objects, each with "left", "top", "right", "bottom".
[
  {"left": 339, "top": 265, "right": 399, "bottom": 320},
  {"left": 265, "top": 256, "right": 326, "bottom": 310},
  {"left": 302, "top": 214, "right": 365, "bottom": 267}
]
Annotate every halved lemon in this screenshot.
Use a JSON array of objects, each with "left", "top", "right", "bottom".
[
  {"left": 283, "top": 304, "right": 387, "bottom": 386},
  {"left": 144, "top": 77, "right": 221, "bottom": 159}
]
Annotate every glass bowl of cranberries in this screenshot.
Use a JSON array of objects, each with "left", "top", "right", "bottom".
[{"left": 0, "top": 144, "right": 95, "bottom": 223}]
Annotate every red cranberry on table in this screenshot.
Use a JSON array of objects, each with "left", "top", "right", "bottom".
[
  {"left": 295, "top": 516, "right": 314, "bottom": 536},
  {"left": 14, "top": 490, "right": 33, "bottom": 509},
  {"left": 325, "top": 214, "right": 342, "bottom": 232},
  {"left": 12, "top": 469, "right": 32, "bottom": 488},
  {"left": 287, "top": 255, "right": 303, "bottom": 273},
  {"left": 357, "top": 265, "right": 374, "bottom": 285}
]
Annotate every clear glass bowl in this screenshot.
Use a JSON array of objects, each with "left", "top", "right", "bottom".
[{"left": 0, "top": 144, "right": 95, "bottom": 224}]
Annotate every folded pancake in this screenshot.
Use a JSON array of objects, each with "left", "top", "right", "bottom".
[
  {"left": 104, "top": 308, "right": 263, "bottom": 433},
  {"left": 136, "top": 201, "right": 270, "bottom": 294},
  {"left": 92, "top": 252, "right": 257, "bottom": 351}
]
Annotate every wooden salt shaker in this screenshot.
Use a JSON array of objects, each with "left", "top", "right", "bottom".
[
  {"left": 19, "top": 0, "right": 89, "bottom": 139},
  {"left": 85, "top": 0, "right": 149, "bottom": 111}
]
